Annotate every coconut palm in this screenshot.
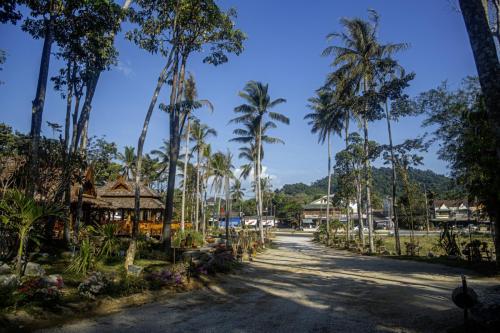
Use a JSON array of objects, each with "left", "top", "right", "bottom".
[
  {"left": 323, "top": 10, "right": 405, "bottom": 253},
  {"left": 210, "top": 150, "right": 234, "bottom": 245},
  {"left": 151, "top": 139, "right": 171, "bottom": 177},
  {"left": 200, "top": 144, "right": 213, "bottom": 237},
  {"left": 210, "top": 151, "right": 227, "bottom": 223},
  {"left": 231, "top": 179, "right": 245, "bottom": 221},
  {"left": 231, "top": 83, "right": 288, "bottom": 245},
  {"left": 0, "top": 190, "right": 64, "bottom": 276},
  {"left": 118, "top": 146, "right": 136, "bottom": 180},
  {"left": 190, "top": 121, "right": 217, "bottom": 231},
  {"left": 179, "top": 74, "right": 213, "bottom": 231},
  {"left": 305, "top": 89, "right": 344, "bottom": 242}
]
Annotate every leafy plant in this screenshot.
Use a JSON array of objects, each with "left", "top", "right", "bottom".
[
  {"left": 437, "top": 225, "right": 461, "bottom": 257},
  {"left": 67, "top": 237, "right": 96, "bottom": 275},
  {"left": 0, "top": 189, "right": 64, "bottom": 276},
  {"left": 96, "top": 223, "right": 120, "bottom": 259},
  {"left": 172, "top": 229, "right": 204, "bottom": 248}
]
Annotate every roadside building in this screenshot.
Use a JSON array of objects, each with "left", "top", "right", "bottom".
[{"left": 431, "top": 199, "right": 487, "bottom": 227}]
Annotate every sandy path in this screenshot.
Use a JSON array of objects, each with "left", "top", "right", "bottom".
[{"left": 40, "top": 233, "right": 499, "bottom": 333}]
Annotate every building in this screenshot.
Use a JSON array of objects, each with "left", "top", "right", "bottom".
[
  {"left": 431, "top": 199, "right": 482, "bottom": 224},
  {"left": 302, "top": 195, "right": 357, "bottom": 228},
  {"left": 97, "top": 176, "right": 164, "bottom": 235}
]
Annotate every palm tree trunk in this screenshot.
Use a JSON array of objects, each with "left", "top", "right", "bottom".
[
  {"left": 180, "top": 117, "right": 191, "bottom": 231},
  {"left": 16, "top": 232, "right": 27, "bottom": 277},
  {"left": 225, "top": 176, "right": 230, "bottom": 246},
  {"left": 28, "top": 16, "right": 54, "bottom": 196},
  {"left": 256, "top": 122, "right": 265, "bottom": 246},
  {"left": 355, "top": 173, "right": 365, "bottom": 247},
  {"left": 344, "top": 116, "right": 351, "bottom": 242},
  {"left": 459, "top": 0, "right": 500, "bottom": 266},
  {"left": 195, "top": 149, "right": 201, "bottom": 231},
  {"left": 362, "top": 117, "right": 374, "bottom": 253},
  {"left": 384, "top": 100, "right": 401, "bottom": 255},
  {"left": 326, "top": 132, "right": 332, "bottom": 244}
]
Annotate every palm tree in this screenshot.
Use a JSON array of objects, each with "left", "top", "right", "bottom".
[
  {"left": 0, "top": 190, "right": 63, "bottom": 276},
  {"left": 118, "top": 146, "right": 136, "bottom": 181},
  {"left": 305, "top": 89, "right": 344, "bottom": 243},
  {"left": 231, "top": 82, "right": 288, "bottom": 245},
  {"left": 179, "top": 74, "right": 213, "bottom": 231},
  {"left": 323, "top": 10, "right": 405, "bottom": 253},
  {"left": 210, "top": 151, "right": 226, "bottom": 225},
  {"left": 151, "top": 140, "right": 170, "bottom": 179},
  {"left": 200, "top": 144, "right": 213, "bottom": 237},
  {"left": 231, "top": 179, "right": 245, "bottom": 223},
  {"left": 210, "top": 150, "right": 234, "bottom": 245},
  {"left": 190, "top": 121, "right": 217, "bottom": 231}
]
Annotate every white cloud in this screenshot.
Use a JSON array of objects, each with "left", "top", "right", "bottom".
[{"left": 116, "top": 60, "right": 133, "bottom": 77}]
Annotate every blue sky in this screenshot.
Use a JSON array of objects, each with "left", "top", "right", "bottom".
[{"left": 0, "top": 0, "right": 476, "bottom": 190}]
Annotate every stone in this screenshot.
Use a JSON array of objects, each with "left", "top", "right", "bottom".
[
  {"left": 0, "top": 274, "right": 19, "bottom": 289},
  {"left": 382, "top": 250, "right": 390, "bottom": 255},
  {"left": 61, "top": 251, "right": 73, "bottom": 259},
  {"left": 24, "top": 262, "right": 46, "bottom": 277},
  {"left": 43, "top": 274, "right": 64, "bottom": 288},
  {"left": 0, "top": 262, "right": 11, "bottom": 275},
  {"left": 127, "top": 265, "right": 143, "bottom": 277}
]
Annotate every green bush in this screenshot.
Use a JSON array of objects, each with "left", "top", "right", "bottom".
[
  {"left": 67, "top": 238, "right": 96, "bottom": 275},
  {"left": 96, "top": 223, "right": 120, "bottom": 259},
  {"left": 172, "top": 229, "right": 204, "bottom": 248}
]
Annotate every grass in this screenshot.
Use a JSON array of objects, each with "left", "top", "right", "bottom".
[
  {"left": 374, "top": 233, "right": 498, "bottom": 275},
  {"left": 377, "top": 233, "right": 495, "bottom": 256}
]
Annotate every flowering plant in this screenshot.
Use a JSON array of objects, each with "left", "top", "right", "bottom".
[
  {"left": 77, "top": 272, "right": 109, "bottom": 300},
  {"left": 15, "top": 276, "right": 63, "bottom": 304}
]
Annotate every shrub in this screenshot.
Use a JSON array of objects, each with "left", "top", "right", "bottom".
[
  {"left": 146, "top": 264, "right": 187, "bottom": 289},
  {"left": 172, "top": 229, "right": 204, "bottom": 248},
  {"left": 67, "top": 237, "right": 96, "bottom": 275},
  {"left": 437, "top": 226, "right": 461, "bottom": 257},
  {"left": 96, "top": 223, "right": 120, "bottom": 259},
  {"left": 14, "top": 276, "right": 62, "bottom": 305}
]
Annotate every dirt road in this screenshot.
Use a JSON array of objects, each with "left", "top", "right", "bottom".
[{"left": 41, "top": 233, "right": 499, "bottom": 333}]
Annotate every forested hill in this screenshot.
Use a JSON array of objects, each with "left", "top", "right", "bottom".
[{"left": 277, "top": 167, "right": 461, "bottom": 200}]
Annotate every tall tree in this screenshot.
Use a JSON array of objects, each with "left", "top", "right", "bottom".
[
  {"left": 179, "top": 73, "right": 213, "bottom": 231},
  {"left": 190, "top": 121, "right": 216, "bottom": 231},
  {"left": 161, "top": 1, "right": 245, "bottom": 248},
  {"left": 305, "top": 89, "right": 344, "bottom": 243},
  {"left": 125, "top": 0, "right": 180, "bottom": 268},
  {"left": 376, "top": 58, "right": 416, "bottom": 255},
  {"left": 118, "top": 146, "right": 136, "bottom": 180},
  {"left": 231, "top": 82, "right": 288, "bottom": 245},
  {"left": 231, "top": 178, "right": 245, "bottom": 221},
  {"left": 323, "top": 10, "right": 404, "bottom": 252},
  {"left": 419, "top": 78, "right": 499, "bottom": 265}
]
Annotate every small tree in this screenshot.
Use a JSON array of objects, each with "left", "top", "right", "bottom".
[{"left": 0, "top": 190, "right": 63, "bottom": 276}]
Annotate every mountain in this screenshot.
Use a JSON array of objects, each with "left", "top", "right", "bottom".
[{"left": 278, "top": 167, "right": 462, "bottom": 200}]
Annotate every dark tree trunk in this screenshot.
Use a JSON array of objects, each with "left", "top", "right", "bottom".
[
  {"left": 385, "top": 101, "right": 401, "bottom": 255},
  {"left": 362, "top": 117, "right": 374, "bottom": 253},
  {"left": 459, "top": 0, "right": 500, "bottom": 265},
  {"left": 28, "top": 17, "right": 54, "bottom": 196},
  {"left": 162, "top": 54, "right": 181, "bottom": 249}
]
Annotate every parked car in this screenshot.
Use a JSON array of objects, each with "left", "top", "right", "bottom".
[
  {"left": 353, "top": 226, "right": 369, "bottom": 233},
  {"left": 465, "top": 224, "right": 479, "bottom": 232}
]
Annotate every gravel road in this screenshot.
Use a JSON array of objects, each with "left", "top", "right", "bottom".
[{"left": 40, "top": 233, "right": 499, "bottom": 333}]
